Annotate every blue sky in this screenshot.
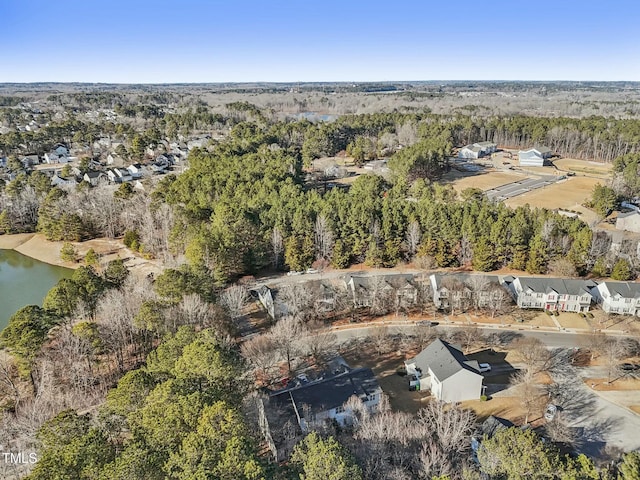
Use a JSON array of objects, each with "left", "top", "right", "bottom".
[{"left": 1, "top": 0, "right": 639, "bottom": 83}]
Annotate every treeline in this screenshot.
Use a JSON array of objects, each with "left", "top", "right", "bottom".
[{"left": 163, "top": 119, "right": 596, "bottom": 284}]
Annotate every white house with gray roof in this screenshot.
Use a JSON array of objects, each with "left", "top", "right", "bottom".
[
  {"left": 404, "top": 339, "right": 483, "bottom": 403},
  {"left": 593, "top": 281, "right": 640, "bottom": 316},
  {"left": 458, "top": 141, "right": 497, "bottom": 159},
  {"left": 518, "top": 147, "right": 553, "bottom": 167},
  {"left": 503, "top": 276, "right": 596, "bottom": 312}
]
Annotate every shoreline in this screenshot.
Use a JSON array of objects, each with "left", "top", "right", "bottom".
[{"left": 0, "top": 233, "right": 164, "bottom": 276}]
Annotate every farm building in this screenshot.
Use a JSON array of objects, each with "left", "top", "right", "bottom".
[
  {"left": 518, "top": 147, "right": 553, "bottom": 166},
  {"left": 458, "top": 141, "right": 497, "bottom": 159}
]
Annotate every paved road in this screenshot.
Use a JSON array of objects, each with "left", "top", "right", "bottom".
[{"left": 331, "top": 324, "right": 594, "bottom": 349}]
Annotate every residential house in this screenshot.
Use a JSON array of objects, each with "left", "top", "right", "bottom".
[
  {"left": 344, "top": 274, "right": 418, "bottom": 310},
  {"left": 269, "top": 367, "right": 382, "bottom": 433},
  {"left": 404, "top": 338, "right": 484, "bottom": 402},
  {"left": 51, "top": 174, "right": 77, "bottom": 187},
  {"left": 518, "top": 147, "right": 553, "bottom": 167},
  {"left": 503, "top": 276, "right": 596, "bottom": 312},
  {"left": 106, "top": 167, "right": 133, "bottom": 183},
  {"left": 458, "top": 142, "right": 498, "bottom": 159},
  {"left": 127, "top": 163, "right": 148, "bottom": 179},
  {"left": 593, "top": 281, "right": 640, "bottom": 316},
  {"left": 616, "top": 211, "right": 640, "bottom": 233},
  {"left": 83, "top": 171, "right": 106, "bottom": 186},
  {"left": 21, "top": 154, "right": 40, "bottom": 168},
  {"left": 254, "top": 285, "right": 290, "bottom": 320},
  {"left": 430, "top": 273, "right": 508, "bottom": 311}
]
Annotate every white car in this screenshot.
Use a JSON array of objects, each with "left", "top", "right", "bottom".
[
  {"left": 478, "top": 363, "right": 491, "bottom": 373},
  {"left": 544, "top": 404, "right": 558, "bottom": 421}
]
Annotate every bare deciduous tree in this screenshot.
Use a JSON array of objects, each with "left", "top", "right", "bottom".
[
  {"left": 405, "top": 221, "right": 421, "bottom": 260},
  {"left": 511, "top": 369, "right": 544, "bottom": 424},
  {"left": 486, "top": 286, "right": 509, "bottom": 318},
  {"left": 303, "top": 321, "right": 337, "bottom": 367},
  {"left": 512, "top": 337, "right": 553, "bottom": 374},
  {"left": 277, "top": 283, "right": 317, "bottom": 321},
  {"left": 370, "top": 325, "right": 391, "bottom": 355},
  {"left": 219, "top": 285, "right": 249, "bottom": 321},
  {"left": 269, "top": 316, "right": 307, "bottom": 376},
  {"left": 241, "top": 334, "right": 279, "bottom": 384},
  {"left": 313, "top": 214, "right": 334, "bottom": 261}
]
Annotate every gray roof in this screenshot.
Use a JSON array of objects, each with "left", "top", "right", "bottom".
[
  {"left": 345, "top": 274, "right": 415, "bottom": 290},
  {"left": 601, "top": 281, "right": 640, "bottom": 299},
  {"left": 535, "top": 146, "right": 552, "bottom": 154},
  {"left": 517, "top": 277, "right": 596, "bottom": 296},
  {"left": 270, "top": 368, "right": 380, "bottom": 416},
  {"left": 407, "top": 338, "right": 481, "bottom": 381},
  {"left": 432, "top": 273, "right": 501, "bottom": 290},
  {"left": 617, "top": 210, "right": 640, "bottom": 219}
]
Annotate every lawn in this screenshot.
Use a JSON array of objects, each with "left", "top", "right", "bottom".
[{"left": 557, "top": 313, "right": 591, "bottom": 330}]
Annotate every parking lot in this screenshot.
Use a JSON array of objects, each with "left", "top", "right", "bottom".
[{"left": 485, "top": 176, "right": 560, "bottom": 201}]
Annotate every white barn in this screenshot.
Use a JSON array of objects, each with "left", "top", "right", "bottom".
[
  {"left": 518, "top": 147, "right": 553, "bottom": 167},
  {"left": 458, "top": 142, "right": 497, "bottom": 159}
]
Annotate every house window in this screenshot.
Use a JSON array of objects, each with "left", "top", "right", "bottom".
[
  {"left": 626, "top": 298, "right": 632, "bottom": 304},
  {"left": 335, "top": 406, "right": 345, "bottom": 414},
  {"left": 537, "top": 293, "right": 543, "bottom": 299},
  {"left": 365, "top": 394, "right": 377, "bottom": 403}
]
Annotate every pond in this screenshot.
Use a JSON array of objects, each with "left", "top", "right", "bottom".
[{"left": 0, "top": 249, "right": 72, "bottom": 331}]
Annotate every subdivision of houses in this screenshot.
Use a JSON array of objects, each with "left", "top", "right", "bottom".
[
  {"left": 458, "top": 141, "right": 498, "bottom": 159},
  {"left": 502, "top": 276, "right": 596, "bottom": 312},
  {"left": 404, "top": 338, "right": 484, "bottom": 402},
  {"left": 592, "top": 281, "right": 640, "bottom": 316},
  {"left": 518, "top": 146, "right": 553, "bottom": 167},
  {"left": 343, "top": 274, "right": 419, "bottom": 310}
]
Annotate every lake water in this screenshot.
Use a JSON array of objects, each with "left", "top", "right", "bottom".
[{"left": 0, "top": 249, "right": 72, "bottom": 331}]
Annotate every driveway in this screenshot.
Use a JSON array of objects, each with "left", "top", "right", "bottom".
[{"left": 549, "top": 352, "right": 640, "bottom": 458}]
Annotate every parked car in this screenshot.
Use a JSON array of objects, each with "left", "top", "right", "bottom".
[
  {"left": 478, "top": 363, "right": 491, "bottom": 373},
  {"left": 620, "top": 363, "right": 640, "bottom": 372},
  {"left": 416, "top": 320, "right": 439, "bottom": 327},
  {"left": 544, "top": 404, "right": 558, "bottom": 421}
]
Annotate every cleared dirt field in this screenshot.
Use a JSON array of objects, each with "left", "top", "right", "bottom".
[
  {"left": 443, "top": 170, "right": 524, "bottom": 193},
  {"left": 505, "top": 176, "right": 601, "bottom": 210},
  {"left": 553, "top": 158, "right": 611, "bottom": 178}
]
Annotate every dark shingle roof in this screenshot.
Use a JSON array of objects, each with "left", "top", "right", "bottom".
[
  {"left": 408, "top": 338, "right": 481, "bottom": 381},
  {"left": 270, "top": 368, "right": 380, "bottom": 416},
  {"left": 602, "top": 281, "right": 640, "bottom": 298},
  {"left": 517, "top": 277, "right": 596, "bottom": 296}
]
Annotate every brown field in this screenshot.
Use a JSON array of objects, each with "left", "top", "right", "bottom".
[
  {"left": 631, "top": 406, "right": 640, "bottom": 415},
  {"left": 553, "top": 158, "right": 612, "bottom": 178},
  {"left": 505, "top": 177, "right": 601, "bottom": 210},
  {"left": 461, "top": 396, "right": 530, "bottom": 424},
  {"left": 444, "top": 170, "right": 524, "bottom": 193}
]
